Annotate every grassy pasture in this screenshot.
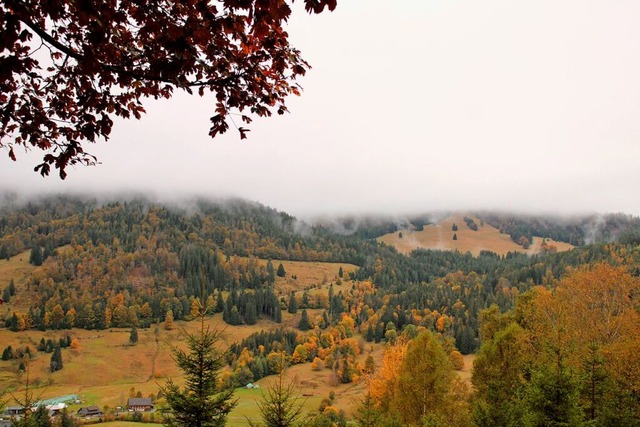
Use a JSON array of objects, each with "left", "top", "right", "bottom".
[
  {"left": 0, "top": 250, "right": 35, "bottom": 314},
  {"left": 0, "top": 258, "right": 372, "bottom": 423},
  {"left": 259, "top": 259, "right": 357, "bottom": 296},
  {"left": 0, "top": 322, "right": 381, "bottom": 422},
  {"left": 377, "top": 214, "right": 574, "bottom": 256}
]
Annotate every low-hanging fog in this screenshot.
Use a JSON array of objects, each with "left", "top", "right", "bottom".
[{"left": 2, "top": 0, "right": 639, "bottom": 218}]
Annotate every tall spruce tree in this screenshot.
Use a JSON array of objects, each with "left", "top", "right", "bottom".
[
  {"left": 287, "top": 292, "right": 298, "bottom": 314},
  {"left": 50, "top": 346, "right": 63, "bottom": 372},
  {"left": 266, "top": 260, "right": 276, "bottom": 284},
  {"left": 252, "top": 354, "right": 305, "bottom": 427},
  {"left": 32, "top": 405, "right": 53, "bottom": 427},
  {"left": 11, "top": 355, "right": 44, "bottom": 427},
  {"left": 129, "top": 326, "right": 138, "bottom": 344},
  {"left": 29, "top": 246, "right": 43, "bottom": 266},
  {"left": 245, "top": 299, "right": 258, "bottom": 325},
  {"left": 56, "top": 408, "right": 76, "bottom": 427},
  {"left": 354, "top": 392, "right": 382, "bottom": 427},
  {"left": 298, "top": 309, "right": 311, "bottom": 331},
  {"left": 161, "top": 279, "right": 237, "bottom": 426}
]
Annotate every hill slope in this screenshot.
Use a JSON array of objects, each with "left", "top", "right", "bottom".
[{"left": 377, "top": 214, "right": 574, "bottom": 256}]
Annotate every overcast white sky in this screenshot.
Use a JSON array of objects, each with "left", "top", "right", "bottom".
[{"left": 2, "top": 0, "right": 640, "bottom": 217}]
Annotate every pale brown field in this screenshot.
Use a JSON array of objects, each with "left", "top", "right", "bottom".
[
  {"left": 0, "top": 250, "right": 36, "bottom": 313},
  {"left": 0, "top": 316, "right": 280, "bottom": 409},
  {"left": 0, "top": 324, "right": 383, "bottom": 423},
  {"left": 377, "top": 214, "right": 574, "bottom": 256},
  {"left": 259, "top": 259, "right": 357, "bottom": 296}
]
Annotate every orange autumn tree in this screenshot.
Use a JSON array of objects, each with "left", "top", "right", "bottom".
[
  {"left": 370, "top": 331, "right": 470, "bottom": 426},
  {"left": 556, "top": 263, "right": 640, "bottom": 421},
  {"left": 472, "top": 262, "right": 640, "bottom": 426},
  {"left": 369, "top": 336, "right": 408, "bottom": 412}
]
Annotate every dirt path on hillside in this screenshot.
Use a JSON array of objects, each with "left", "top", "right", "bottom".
[{"left": 148, "top": 328, "right": 161, "bottom": 382}]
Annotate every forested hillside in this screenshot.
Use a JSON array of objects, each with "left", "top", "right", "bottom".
[
  {"left": 2, "top": 195, "right": 640, "bottom": 425},
  {"left": 2, "top": 195, "right": 640, "bottom": 349},
  {"left": 476, "top": 211, "right": 640, "bottom": 247}
]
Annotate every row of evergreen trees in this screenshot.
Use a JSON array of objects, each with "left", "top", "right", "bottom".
[{"left": 222, "top": 287, "right": 282, "bottom": 325}]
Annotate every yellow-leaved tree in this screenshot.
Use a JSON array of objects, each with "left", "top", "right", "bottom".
[{"left": 370, "top": 331, "right": 470, "bottom": 426}]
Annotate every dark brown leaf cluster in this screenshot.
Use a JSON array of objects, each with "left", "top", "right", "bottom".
[{"left": 0, "top": 0, "right": 336, "bottom": 178}]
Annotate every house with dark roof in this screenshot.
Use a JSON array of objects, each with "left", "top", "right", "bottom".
[
  {"left": 2, "top": 406, "right": 24, "bottom": 417},
  {"left": 77, "top": 406, "right": 102, "bottom": 417},
  {"left": 127, "top": 397, "right": 154, "bottom": 412}
]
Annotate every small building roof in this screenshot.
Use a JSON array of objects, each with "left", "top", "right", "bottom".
[
  {"left": 127, "top": 398, "right": 153, "bottom": 406},
  {"left": 78, "top": 406, "right": 102, "bottom": 415},
  {"left": 47, "top": 403, "right": 67, "bottom": 411}
]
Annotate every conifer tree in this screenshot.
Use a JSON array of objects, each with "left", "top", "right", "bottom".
[
  {"left": 9, "top": 312, "right": 19, "bottom": 332},
  {"left": 2, "top": 345, "right": 13, "bottom": 360},
  {"left": 161, "top": 285, "right": 237, "bottom": 426},
  {"left": 340, "top": 354, "right": 352, "bottom": 384},
  {"left": 50, "top": 346, "right": 63, "bottom": 372},
  {"left": 266, "top": 260, "right": 276, "bottom": 284},
  {"left": 11, "top": 356, "right": 43, "bottom": 427},
  {"left": 276, "top": 263, "right": 286, "bottom": 277},
  {"left": 252, "top": 354, "right": 305, "bottom": 427},
  {"left": 57, "top": 408, "right": 76, "bottom": 427},
  {"left": 354, "top": 392, "right": 382, "bottom": 427},
  {"left": 287, "top": 292, "right": 298, "bottom": 314},
  {"left": 365, "top": 324, "right": 375, "bottom": 342},
  {"left": 321, "top": 311, "right": 329, "bottom": 329},
  {"left": 32, "top": 405, "right": 53, "bottom": 427},
  {"left": 228, "top": 306, "right": 242, "bottom": 325},
  {"left": 298, "top": 309, "right": 311, "bottom": 331},
  {"left": 245, "top": 300, "right": 258, "bottom": 325},
  {"left": 129, "top": 326, "right": 138, "bottom": 345},
  {"left": 29, "top": 246, "right": 43, "bottom": 266},
  {"left": 215, "top": 290, "right": 225, "bottom": 313}
]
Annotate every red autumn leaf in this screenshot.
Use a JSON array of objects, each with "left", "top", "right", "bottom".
[{"left": 238, "top": 127, "right": 250, "bottom": 139}]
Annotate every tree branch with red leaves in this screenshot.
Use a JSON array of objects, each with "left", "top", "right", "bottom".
[{"left": 0, "top": 0, "right": 336, "bottom": 178}]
